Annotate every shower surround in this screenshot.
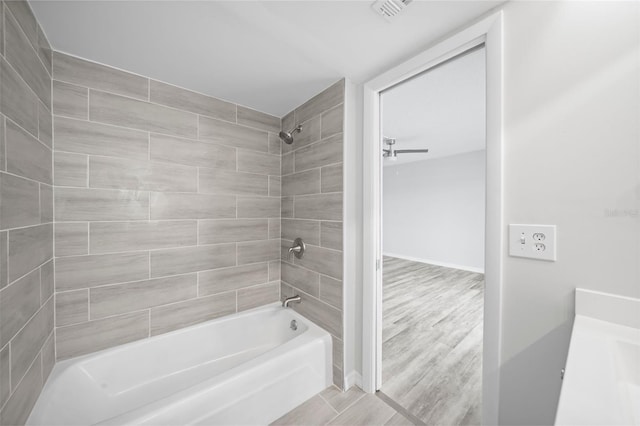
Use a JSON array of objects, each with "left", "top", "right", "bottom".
[
  {"left": 0, "top": 1, "right": 54, "bottom": 424},
  {"left": 1, "top": 2, "right": 346, "bottom": 422},
  {"left": 51, "top": 52, "right": 345, "bottom": 379},
  {"left": 52, "top": 52, "right": 283, "bottom": 360}
]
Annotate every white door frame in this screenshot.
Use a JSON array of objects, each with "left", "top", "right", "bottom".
[{"left": 361, "top": 11, "right": 504, "bottom": 425}]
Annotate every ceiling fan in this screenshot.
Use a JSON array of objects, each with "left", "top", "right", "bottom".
[{"left": 382, "top": 137, "right": 429, "bottom": 160}]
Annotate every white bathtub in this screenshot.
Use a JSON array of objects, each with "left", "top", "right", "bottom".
[{"left": 27, "top": 303, "right": 332, "bottom": 425}]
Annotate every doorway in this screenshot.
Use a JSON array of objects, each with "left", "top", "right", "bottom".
[
  {"left": 361, "top": 12, "right": 503, "bottom": 425},
  {"left": 379, "top": 46, "right": 486, "bottom": 424}
]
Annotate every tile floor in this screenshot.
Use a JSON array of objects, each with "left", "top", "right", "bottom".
[{"left": 271, "top": 386, "right": 415, "bottom": 426}]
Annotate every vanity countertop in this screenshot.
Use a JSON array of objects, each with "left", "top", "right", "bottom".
[{"left": 555, "top": 289, "right": 640, "bottom": 426}]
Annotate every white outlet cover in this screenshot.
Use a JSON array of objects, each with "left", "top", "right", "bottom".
[{"left": 509, "top": 224, "right": 557, "bottom": 261}]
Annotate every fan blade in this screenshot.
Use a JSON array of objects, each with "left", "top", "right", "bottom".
[{"left": 394, "top": 149, "right": 429, "bottom": 154}]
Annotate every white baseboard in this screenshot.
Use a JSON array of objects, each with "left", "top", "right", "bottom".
[
  {"left": 382, "top": 252, "right": 484, "bottom": 274},
  {"left": 344, "top": 370, "right": 363, "bottom": 390}
]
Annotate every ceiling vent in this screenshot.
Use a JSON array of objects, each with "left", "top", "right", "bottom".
[{"left": 371, "top": 0, "right": 412, "bottom": 21}]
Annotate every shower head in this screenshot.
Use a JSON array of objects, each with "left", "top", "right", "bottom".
[{"left": 279, "top": 125, "right": 302, "bottom": 144}]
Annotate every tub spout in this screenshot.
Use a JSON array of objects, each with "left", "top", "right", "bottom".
[{"left": 282, "top": 295, "right": 301, "bottom": 308}]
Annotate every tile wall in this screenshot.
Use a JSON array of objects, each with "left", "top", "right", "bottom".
[
  {"left": 51, "top": 52, "right": 283, "bottom": 360},
  {"left": 0, "top": 1, "right": 55, "bottom": 424},
  {"left": 279, "top": 80, "right": 345, "bottom": 387}
]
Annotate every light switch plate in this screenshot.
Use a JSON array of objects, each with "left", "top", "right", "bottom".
[{"left": 509, "top": 224, "right": 557, "bottom": 261}]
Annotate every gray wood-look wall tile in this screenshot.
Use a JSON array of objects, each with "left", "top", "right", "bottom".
[
  {"left": 294, "top": 193, "right": 342, "bottom": 221},
  {"left": 268, "top": 133, "right": 281, "bottom": 155},
  {"left": 55, "top": 289, "right": 88, "bottom": 327},
  {"left": 269, "top": 176, "right": 281, "bottom": 197},
  {"left": 281, "top": 197, "right": 294, "bottom": 218},
  {"left": 237, "top": 196, "right": 280, "bottom": 218},
  {"left": 5, "top": 10, "right": 50, "bottom": 107},
  {"left": 89, "top": 220, "right": 197, "bottom": 253},
  {"left": 90, "top": 274, "right": 197, "bottom": 319},
  {"left": 54, "top": 222, "right": 88, "bottom": 257},
  {"left": 5, "top": 1, "right": 38, "bottom": 48},
  {"left": 149, "top": 80, "right": 236, "bottom": 122},
  {"left": 150, "top": 192, "right": 236, "bottom": 220},
  {"left": 198, "top": 219, "right": 268, "bottom": 245},
  {"left": 0, "top": 345, "right": 9, "bottom": 409},
  {"left": 198, "top": 263, "right": 268, "bottom": 296},
  {"left": 40, "top": 183, "right": 53, "bottom": 223},
  {"left": 55, "top": 188, "right": 149, "bottom": 221},
  {"left": 0, "top": 117, "right": 5, "bottom": 171},
  {"left": 295, "top": 245, "right": 343, "bottom": 280},
  {"left": 52, "top": 80, "right": 88, "bottom": 119},
  {"left": 282, "top": 219, "right": 320, "bottom": 246},
  {"left": 237, "top": 106, "right": 280, "bottom": 133},
  {"left": 53, "top": 52, "right": 149, "bottom": 100},
  {"left": 90, "top": 90, "right": 197, "bottom": 138},
  {"left": 282, "top": 152, "right": 294, "bottom": 175},
  {"left": 150, "top": 243, "right": 236, "bottom": 278},
  {"left": 40, "top": 260, "right": 54, "bottom": 303},
  {"left": 237, "top": 240, "right": 280, "bottom": 265},
  {"left": 295, "top": 79, "right": 344, "bottom": 124},
  {"left": 294, "top": 133, "right": 342, "bottom": 173},
  {"left": 237, "top": 150, "right": 280, "bottom": 176},
  {"left": 237, "top": 282, "right": 279, "bottom": 312},
  {"left": 54, "top": 116, "right": 149, "bottom": 160},
  {"left": 54, "top": 152, "right": 87, "bottom": 187},
  {"left": 320, "top": 275, "right": 342, "bottom": 309},
  {"left": 41, "top": 332, "right": 55, "bottom": 383},
  {"left": 0, "top": 269, "right": 40, "bottom": 348},
  {"left": 55, "top": 252, "right": 149, "bottom": 291},
  {"left": 0, "top": 231, "right": 6, "bottom": 290},
  {"left": 268, "top": 218, "right": 280, "bottom": 240},
  {"left": 0, "top": 232, "right": 7, "bottom": 290},
  {"left": 8, "top": 223, "right": 53, "bottom": 283},
  {"left": 268, "top": 261, "right": 280, "bottom": 281},
  {"left": 10, "top": 298, "right": 53, "bottom": 389},
  {"left": 289, "top": 115, "right": 321, "bottom": 150},
  {"left": 321, "top": 163, "right": 342, "bottom": 193},
  {"left": 56, "top": 311, "right": 149, "bottom": 360},
  {"left": 198, "top": 168, "right": 268, "bottom": 196},
  {"left": 36, "top": 26, "right": 52, "bottom": 76},
  {"left": 150, "top": 133, "right": 236, "bottom": 170},
  {"left": 89, "top": 156, "right": 197, "bottom": 192},
  {"left": 0, "top": 58, "right": 38, "bottom": 137},
  {"left": 150, "top": 291, "right": 236, "bottom": 336},
  {"left": 320, "top": 221, "right": 342, "bottom": 251},
  {"left": 0, "top": 173, "right": 40, "bottom": 230},
  {"left": 0, "top": 3, "right": 3, "bottom": 56},
  {"left": 6, "top": 119, "right": 51, "bottom": 184},
  {"left": 291, "top": 291, "right": 342, "bottom": 338},
  {"left": 281, "top": 262, "right": 320, "bottom": 298},
  {"left": 0, "top": 352, "right": 41, "bottom": 426},
  {"left": 199, "top": 116, "right": 268, "bottom": 153},
  {"left": 282, "top": 169, "right": 321, "bottom": 196},
  {"left": 282, "top": 111, "right": 295, "bottom": 135},
  {"left": 37, "top": 101, "right": 52, "bottom": 148},
  {"left": 331, "top": 335, "right": 344, "bottom": 372},
  {"left": 321, "top": 104, "right": 343, "bottom": 139}
]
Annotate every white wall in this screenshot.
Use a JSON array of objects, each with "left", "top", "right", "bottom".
[
  {"left": 348, "top": 1, "right": 639, "bottom": 423},
  {"left": 498, "top": 1, "right": 639, "bottom": 424},
  {"left": 382, "top": 151, "right": 486, "bottom": 271}
]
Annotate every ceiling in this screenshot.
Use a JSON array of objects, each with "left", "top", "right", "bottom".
[
  {"left": 382, "top": 46, "right": 485, "bottom": 166},
  {"left": 29, "top": 0, "right": 502, "bottom": 117}
]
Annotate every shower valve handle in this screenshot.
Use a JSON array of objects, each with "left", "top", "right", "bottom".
[{"left": 288, "top": 238, "right": 306, "bottom": 260}]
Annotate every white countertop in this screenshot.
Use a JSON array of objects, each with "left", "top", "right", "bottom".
[{"left": 555, "top": 289, "right": 640, "bottom": 426}]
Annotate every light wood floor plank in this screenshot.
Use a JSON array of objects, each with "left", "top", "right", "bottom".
[{"left": 381, "top": 257, "right": 484, "bottom": 425}]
